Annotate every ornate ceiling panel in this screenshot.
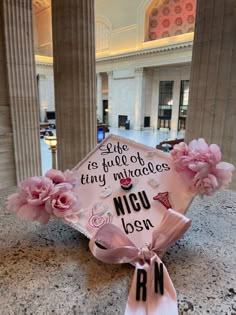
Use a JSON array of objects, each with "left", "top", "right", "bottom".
[
  {"left": 146, "top": 0, "right": 196, "bottom": 41},
  {"left": 32, "top": 0, "right": 51, "bottom": 14}
]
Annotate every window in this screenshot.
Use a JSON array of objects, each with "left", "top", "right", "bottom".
[
  {"left": 159, "top": 81, "right": 173, "bottom": 106},
  {"left": 178, "top": 80, "right": 189, "bottom": 130},
  {"left": 144, "top": 116, "right": 150, "bottom": 127},
  {"left": 158, "top": 81, "right": 174, "bottom": 129},
  {"left": 179, "top": 80, "right": 189, "bottom": 117}
]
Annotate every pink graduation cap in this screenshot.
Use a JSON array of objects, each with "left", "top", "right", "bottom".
[
  {"left": 66, "top": 134, "right": 196, "bottom": 246},
  {"left": 6, "top": 135, "right": 234, "bottom": 315}
]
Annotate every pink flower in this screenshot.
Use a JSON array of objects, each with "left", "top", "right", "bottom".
[
  {"left": 45, "top": 169, "right": 66, "bottom": 184},
  {"left": 188, "top": 138, "right": 209, "bottom": 153},
  {"left": 188, "top": 161, "right": 210, "bottom": 178},
  {"left": 171, "top": 138, "right": 234, "bottom": 195},
  {"left": 15, "top": 204, "right": 50, "bottom": 224},
  {"left": 64, "top": 169, "right": 80, "bottom": 187},
  {"left": 193, "top": 174, "right": 219, "bottom": 196},
  {"left": 6, "top": 176, "right": 57, "bottom": 224},
  {"left": 209, "top": 144, "right": 222, "bottom": 163},
  {"left": 172, "top": 139, "right": 221, "bottom": 170},
  {"left": 45, "top": 186, "right": 80, "bottom": 222},
  {"left": 19, "top": 176, "right": 57, "bottom": 206},
  {"left": 45, "top": 169, "right": 80, "bottom": 187},
  {"left": 7, "top": 193, "right": 24, "bottom": 213},
  {"left": 7, "top": 192, "right": 51, "bottom": 224},
  {"left": 214, "top": 162, "right": 235, "bottom": 189},
  {"left": 188, "top": 139, "right": 221, "bottom": 165},
  {"left": 171, "top": 142, "right": 189, "bottom": 160},
  {"left": 6, "top": 173, "right": 81, "bottom": 224}
]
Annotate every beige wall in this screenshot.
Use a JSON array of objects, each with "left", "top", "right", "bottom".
[
  {"left": 34, "top": 7, "right": 52, "bottom": 56},
  {"left": 36, "top": 64, "right": 55, "bottom": 121},
  {"left": 109, "top": 70, "right": 136, "bottom": 128},
  {"left": 96, "top": 0, "right": 140, "bottom": 29},
  {"left": 143, "top": 69, "right": 153, "bottom": 118}
]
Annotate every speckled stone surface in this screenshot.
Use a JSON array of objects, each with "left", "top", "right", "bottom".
[{"left": 0, "top": 187, "right": 235, "bottom": 315}]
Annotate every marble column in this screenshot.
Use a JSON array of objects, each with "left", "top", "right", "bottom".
[
  {"left": 151, "top": 70, "right": 159, "bottom": 130},
  {"left": 52, "top": 0, "right": 96, "bottom": 171},
  {"left": 107, "top": 71, "right": 114, "bottom": 127},
  {"left": 134, "top": 68, "right": 144, "bottom": 131},
  {"left": 185, "top": 0, "right": 236, "bottom": 189},
  {"left": 0, "top": 0, "right": 41, "bottom": 188},
  {"left": 96, "top": 73, "right": 103, "bottom": 122},
  {"left": 171, "top": 77, "right": 181, "bottom": 134}
]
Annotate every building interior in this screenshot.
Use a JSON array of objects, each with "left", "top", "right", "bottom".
[
  {"left": 0, "top": 1, "right": 236, "bottom": 313},
  {"left": 35, "top": 0, "right": 195, "bottom": 132},
  {"left": 1, "top": 0, "right": 235, "bottom": 189}
]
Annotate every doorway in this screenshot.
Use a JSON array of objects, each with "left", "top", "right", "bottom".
[
  {"left": 118, "top": 115, "right": 128, "bottom": 128},
  {"left": 103, "top": 100, "right": 108, "bottom": 125}
]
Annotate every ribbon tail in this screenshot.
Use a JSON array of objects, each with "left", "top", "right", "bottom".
[
  {"left": 124, "top": 257, "right": 178, "bottom": 315},
  {"left": 148, "top": 256, "right": 178, "bottom": 315},
  {"left": 125, "top": 263, "right": 149, "bottom": 315}
]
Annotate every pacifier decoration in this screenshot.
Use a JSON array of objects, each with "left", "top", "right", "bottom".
[
  {"left": 120, "top": 177, "right": 132, "bottom": 190},
  {"left": 6, "top": 135, "right": 234, "bottom": 315}
]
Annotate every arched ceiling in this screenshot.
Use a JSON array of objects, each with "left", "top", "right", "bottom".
[{"left": 32, "top": 0, "right": 50, "bottom": 15}]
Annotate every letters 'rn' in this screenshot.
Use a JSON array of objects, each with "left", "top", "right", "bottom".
[{"left": 136, "top": 262, "right": 164, "bottom": 301}]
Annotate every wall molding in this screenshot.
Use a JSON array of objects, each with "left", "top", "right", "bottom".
[
  {"left": 112, "top": 24, "right": 136, "bottom": 34},
  {"left": 96, "top": 41, "right": 193, "bottom": 62}
]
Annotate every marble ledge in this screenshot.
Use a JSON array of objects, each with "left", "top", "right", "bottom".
[{"left": 0, "top": 187, "right": 235, "bottom": 315}]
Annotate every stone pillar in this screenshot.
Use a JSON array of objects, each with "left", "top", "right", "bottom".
[
  {"left": 96, "top": 73, "right": 103, "bottom": 122},
  {"left": 151, "top": 70, "right": 159, "bottom": 130},
  {"left": 51, "top": 0, "right": 96, "bottom": 171},
  {"left": 171, "top": 78, "right": 181, "bottom": 134},
  {"left": 0, "top": 0, "right": 41, "bottom": 188},
  {"left": 134, "top": 68, "right": 144, "bottom": 130},
  {"left": 107, "top": 71, "right": 114, "bottom": 127},
  {"left": 185, "top": 0, "right": 236, "bottom": 189}
]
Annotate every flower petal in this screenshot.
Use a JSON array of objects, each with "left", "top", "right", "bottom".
[
  {"left": 209, "top": 144, "right": 222, "bottom": 163},
  {"left": 17, "top": 204, "right": 41, "bottom": 221}
]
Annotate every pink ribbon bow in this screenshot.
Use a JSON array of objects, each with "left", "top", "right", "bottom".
[{"left": 89, "top": 208, "right": 191, "bottom": 315}]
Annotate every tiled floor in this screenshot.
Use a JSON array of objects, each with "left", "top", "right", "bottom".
[{"left": 41, "top": 127, "right": 185, "bottom": 174}]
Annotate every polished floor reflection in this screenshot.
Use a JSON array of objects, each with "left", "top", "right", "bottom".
[{"left": 41, "top": 128, "right": 185, "bottom": 174}]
